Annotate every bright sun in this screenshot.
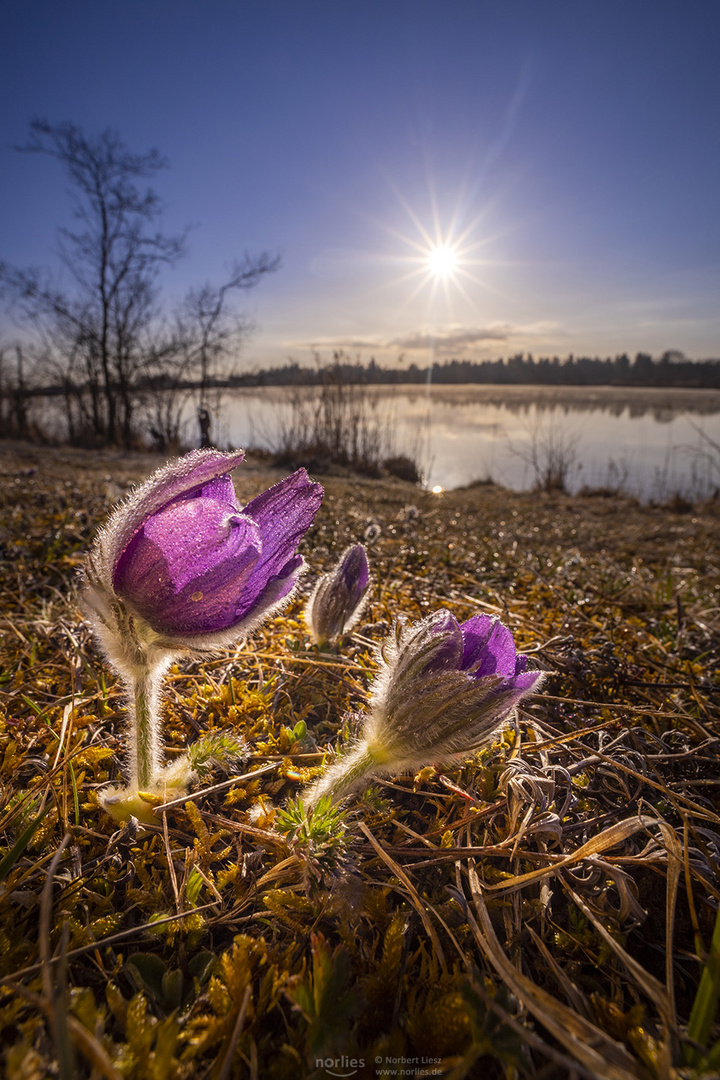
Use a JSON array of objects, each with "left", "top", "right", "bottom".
[
  {"left": 380, "top": 192, "right": 491, "bottom": 311},
  {"left": 426, "top": 244, "right": 459, "bottom": 279}
]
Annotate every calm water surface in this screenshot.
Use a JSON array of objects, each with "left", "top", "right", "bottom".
[{"left": 220, "top": 384, "right": 720, "bottom": 498}]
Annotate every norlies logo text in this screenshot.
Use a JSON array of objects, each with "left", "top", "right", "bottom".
[{"left": 316, "top": 1056, "right": 364, "bottom": 1077}]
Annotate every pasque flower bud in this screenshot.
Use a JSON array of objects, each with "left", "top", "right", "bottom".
[
  {"left": 305, "top": 543, "right": 370, "bottom": 648},
  {"left": 81, "top": 449, "right": 323, "bottom": 819},
  {"left": 304, "top": 609, "right": 544, "bottom": 805}
]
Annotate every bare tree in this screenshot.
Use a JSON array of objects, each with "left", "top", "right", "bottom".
[
  {"left": 141, "top": 254, "right": 281, "bottom": 450},
  {"left": 1, "top": 120, "right": 187, "bottom": 445},
  {"left": 1, "top": 120, "right": 280, "bottom": 448}
]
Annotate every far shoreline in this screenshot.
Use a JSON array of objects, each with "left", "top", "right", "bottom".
[{"left": 1, "top": 437, "right": 718, "bottom": 516}]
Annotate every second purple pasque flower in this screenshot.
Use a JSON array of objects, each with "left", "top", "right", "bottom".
[{"left": 304, "top": 608, "right": 544, "bottom": 805}]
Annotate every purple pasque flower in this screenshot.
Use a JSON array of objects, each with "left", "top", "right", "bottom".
[
  {"left": 369, "top": 609, "right": 542, "bottom": 753},
  {"left": 305, "top": 608, "right": 544, "bottom": 805},
  {"left": 305, "top": 543, "right": 370, "bottom": 647},
  {"left": 81, "top": 449, "right": 323, "bottom": 818},
  {"left": 84, "top": 448, "right": 324, "bottom": 664}
]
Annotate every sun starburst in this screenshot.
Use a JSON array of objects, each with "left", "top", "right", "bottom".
[
  {"left": 426, "top": 244, "right": 460, "bottom": 280},
  {"left": 377, "top": 186, "right": 499, "bottom": 317}
]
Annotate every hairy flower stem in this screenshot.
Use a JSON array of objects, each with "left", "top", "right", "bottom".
[
  {"left": 128, "top": 668, "right": 164, "bottom": 792},
  {"left": 306, "top": 743, "right": 381, "bottom": 806}
]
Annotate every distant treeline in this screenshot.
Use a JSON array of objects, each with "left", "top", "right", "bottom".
[{"left": 230, "top": 351, "right": 720, "bottom": 389}]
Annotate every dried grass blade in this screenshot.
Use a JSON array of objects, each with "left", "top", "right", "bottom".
[
  {"left": 153, "top": 762, "right": 278, "bottom": 813},
  {"left": 161, "top": 811, "right": 181, "bottom": 913},
  {"left": 482, "top": 814, "right": 657, "bottom": 895},
  {"left": 463, "top": 859, "right": 641, "bottom": 1080},
  {"left": 254, "top": 855, "right": 301, "bottom": 890},
  {"left": 66, "top": 1015, "right": 125, "bottom": 1080},
  {"left": 588, "top": 747, "right": 720, "bottom": 825},
  {"left": 654, "top": 815, "right": 683, "bottom": 1022},
  {"left": 525, "top": 923, "right": 590, "bottom": 1017},
  {"left": 39, "top": 833, "right": 72, "bottom": 999},
  {"left": 1, "top": 900, "right": 223, "bottom": 983},
  {"left": 562, "top": 881, "right": 673, "bottom": 1033},
  {"left": 2, "top": 982, "right": 124, "bottom": 1080},
  {"left": 39, "top": 834, "right": 73, "bottom": 1078},
  {"left": 218, "top": 984, "right": 252, "bottom": 1080},
  {"left": 359, "top": 821, "right": 447, "bottom": 975},
  {"left": 451, "top": 975, "right": 603, "bottom": 1080},
  {"left": 52, "top": 699, "right": 84, "bottom": 771}
]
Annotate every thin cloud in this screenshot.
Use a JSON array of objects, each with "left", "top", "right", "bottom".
[
  {"left": 282, "top": 336, "right": 387, "bottom": 353},
  {"left": 392, "top": 326, "right": 511, "bottom": 351},
  {"left": 278, "top": 321, "right": 573, "bottom": 363}
]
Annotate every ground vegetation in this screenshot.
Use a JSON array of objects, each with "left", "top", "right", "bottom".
[{"left": 0, "top": 441, "right": 719, "bottom": 1078}]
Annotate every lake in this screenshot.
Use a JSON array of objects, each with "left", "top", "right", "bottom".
[{"left": 219, "top": 383, "right": 720, "bottom": 499}]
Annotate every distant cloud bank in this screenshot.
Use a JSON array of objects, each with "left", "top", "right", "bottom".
[{"left": 286, "top": 323, "right": 515, "bottom": 359}]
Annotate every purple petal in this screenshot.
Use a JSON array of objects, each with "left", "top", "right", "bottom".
[
  {"left": 196, "top": 473, "right": 240, "bottom": 504},
  {"left": 469, "top": 619, "right": 518, "bottom": 679},
  {"left": 490, "top": 667, "right": 545, "bottom": 714},
  {"left": 515, "top": 653, "right": 529, "bottom": 675},
  {"left": 420, "top": 610, "right": 463, "bottom": 673},
  {"left": 108, "top": 449, "right": 245, "bottom": 574},
  {"left": 242, "top": 468, "right": 323, "bottom": 535},
  {"left": 306, "top": 543, "right": 370, "bottom": 645},
  {"left": 429, "top": 609, "right": 461, "bottom": 637},
  {"left": 510, "top": 668, "right": 544, "bottom": 694},
  {"left": 461, "top": 615, "right": 519, "bottom": 677},
  {"left": 245, "top": 553, "right": 304, "bottom": 620},
  {"left": 459, "top": 614, "right": 495, "bottom": 670},
  {"left": 234, "top": 469, "right": 324, "bottom": 621},
  {"left": 113, "top": 498, "right": 262, "bottom": 635}
]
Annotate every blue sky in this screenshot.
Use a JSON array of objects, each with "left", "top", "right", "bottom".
[{"left": 1, "top": 0, "right": 719, "bottom": 370}]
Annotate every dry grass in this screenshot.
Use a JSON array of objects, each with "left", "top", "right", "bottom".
[{"left": 1, "top": 439, "right": 719, "bottom": 1079}]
